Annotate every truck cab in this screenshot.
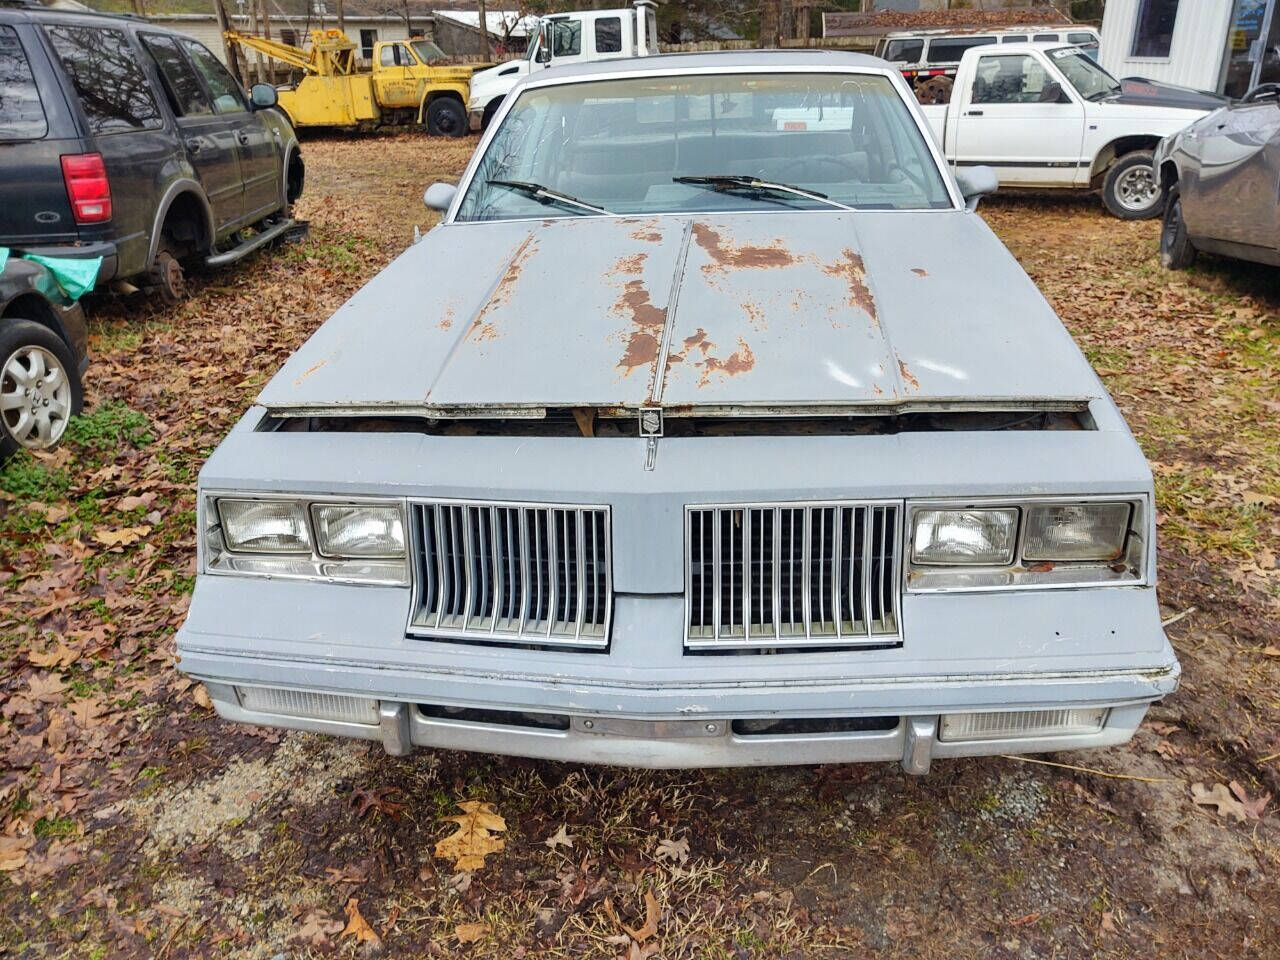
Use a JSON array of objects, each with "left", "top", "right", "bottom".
[
  {"left": 467, "top": 0, "right": 658, "bottom": 130},
  {"left": 919, "top": 42, "right": 1212, "bottom": 218}
]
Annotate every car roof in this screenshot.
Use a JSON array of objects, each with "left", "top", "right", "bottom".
[
  {"left": 522, "top": 47, "right": 889, "bottom": 84},
  {"left": 0, "top": 2, "right": 182, "bottom": 33},
  {"left": 882, "top": 26, "right": 1093, "bottom": 39}
]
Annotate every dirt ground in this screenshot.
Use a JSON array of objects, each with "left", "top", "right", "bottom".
[{"left": 1, "top": 131, "right": 1277, "bottom": 959}]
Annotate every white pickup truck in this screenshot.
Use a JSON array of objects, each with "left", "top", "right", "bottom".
[
  {"left": 467, "top": 0, "right": 658, "bottom": 131},
  {"left": 919, "top": 42, "right": 1220, "bottom": 218}
]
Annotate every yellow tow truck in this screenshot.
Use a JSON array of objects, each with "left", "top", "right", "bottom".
[{"left": 225, "top": 29, "right": 480, "bottom": 136}]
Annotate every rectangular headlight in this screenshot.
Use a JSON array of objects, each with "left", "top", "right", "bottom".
[
  {"left": 218, "top": 498, "right": 310, "bottom": 554},
  {"left": 1023, "top": 503, "right": 1131, "bottom": 561},
  {"left": 312, "top": 504, "right": 405, "bottom": 558},
  {"left": 912, "top": 508, "right": 1017, "bottom": 565},
  {"left": 939, "top": 707, "right": 1107, "bottom": 742}
]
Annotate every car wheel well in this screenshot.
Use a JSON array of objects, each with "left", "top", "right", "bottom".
[
  {"left": 1, "top": 295, "right": 67, "bottom": 347},
  {"left": 425, "top": 90, "right": 465, "bottom": 107},
  {"left": 286, "top": 150, "right": 305, "bottom": 205},
  {"left": 1158, "top": 159, "right": 1179, "bottom": 190},
  {"left": 158, "top": 191, "right": 211, "bottom": 261},
  {"left": 1090, "top": 135, "right": 1162, "bottom": 184}
]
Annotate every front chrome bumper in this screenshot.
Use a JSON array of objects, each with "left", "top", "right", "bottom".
[{"left": 198, "top": 673, "right": 1170, "bottom": 773}]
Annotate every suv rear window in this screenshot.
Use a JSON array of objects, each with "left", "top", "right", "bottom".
[
  {"left": 44, "top": 24, "right": 163, "bottom": 134},
  {"left": 926, "top": 37, "right": 995, "bottom": 63},
  {"left": 0, "top": 26, "right": 47, "bottom": 140}
]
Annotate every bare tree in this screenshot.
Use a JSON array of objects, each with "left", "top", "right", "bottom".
[
  {"left": 476, "top": 0, "right": 493, "bottom": 59},
  {"left": 758, "top": 0, "right": 780, "bottom": 48}
]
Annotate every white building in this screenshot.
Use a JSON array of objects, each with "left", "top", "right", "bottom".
[{"left": 1099, "top": 0, "right": 1280, "bottom": 98}]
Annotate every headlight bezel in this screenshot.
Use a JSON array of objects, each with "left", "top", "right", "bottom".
[
  {"left": 905, "top": 495, "right": 1149, "bottom": 593},
  {"left": 201, "top": 491, "right": 410, "bottom": 586}
]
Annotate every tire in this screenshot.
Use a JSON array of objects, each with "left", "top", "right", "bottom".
[
  {"left": 1102, "top": 150, "right": 1163, "bottom": 220},
  {"left": 148, "top": 248, "right": 186, "bottom": 305},
  {"left": 425, "top": 97, "right": 467, "bottom": 138},
  {"left": 1159, "top": 187, "right": 1197, "bottom": 270},
  {"left": 0, "top": 319, "right": 83, "bottom": 460},
  {"left": 480, "top": 99, "right": 501, "bottom": 131}
]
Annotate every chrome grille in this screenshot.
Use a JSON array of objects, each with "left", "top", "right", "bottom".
[
  {"left": 686, "top": 502, "right": 901, "bottom": 648},
  {"left": 408, "top": 501, "right": 611, "bottom": 648}
]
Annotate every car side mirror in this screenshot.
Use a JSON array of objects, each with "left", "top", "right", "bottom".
[
  {"left": 250, "top": 83, "right": 278, "bottom": 109},
  {"left": 954, "top": 165, "right": 998, "bottom": 211},
  {"left": 536, "top": 46, "right": 551, "bottom": 64},
  {"left": 423, "top": 182, "right": 457, "bottom": 212}
]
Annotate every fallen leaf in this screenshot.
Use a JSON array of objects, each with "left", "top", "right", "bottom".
[
  {"left": 434, "top": 801, "right": 506, "bottom": 872},
  {"left": 115, "top": 493, "right": 157, "bottom": 512},
  {"left": 603, "top": 889, "right": 660, "bottom": 943},
  {"left": 340, "top": 897, "right": 381, "bottom": 946},
  {"left": 544, "top": 823, "right": 574, "bottom": 851},
  {"left": 27, "top": 642, "right": 79, "bottom": 669},
  {"left": 45, "top": 713, "right": 68, "bottom": 753},
  {"left": 27, "top": 673, "right": 66, "bottom": 703},
  {"left": 454, "top": 921, "right": 490, "bottom": 944},
  {"left": 92, "top": 525, "right": 151, "bottom": 548},
  {"left": 1228, "top": 781, "right": 1271, "bottom": 820},
  {"left": 191, "top": 685, "right": 212, "bottom": 709},
  {"left": 44, "top": 505, "right": 69, "bottom": 524},
  {"left": 654, "top": 836, "right": 689, "bottom": 865},
  {"left": 294, "top": 909, "right": 343, "bottom": 947},
  {"left": 0, "top": 835, "right": 34, "bottom": 872},
  {"left": 1191, "top": 782, "right": 1247, "bottom": 822},
  {"left": 352, "top": 786, "right": 406, "bottom": 821},
  {"left": 1262, "top": 646, "right": 1280, "bottom": 658},
  {"left": 1100, "top": 910, "right": 1118, "bottom": 934}
]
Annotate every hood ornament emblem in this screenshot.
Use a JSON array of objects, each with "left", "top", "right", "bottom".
[{"left": 639, "top": 407, "right": 662, "bottom": 472}]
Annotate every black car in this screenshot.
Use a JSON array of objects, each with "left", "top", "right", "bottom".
[
  {"left": 1, "top": 254, "right": 87, "bottom": 458},
  {"left": 1157, "top": 84, "right": 1280, "bottom": 270},
  {"left": 0, "top": 0, "right": 304, "bottom": 303}
]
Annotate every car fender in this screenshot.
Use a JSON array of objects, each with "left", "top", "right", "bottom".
[
  {"left": 147, "top": 179, "right": 216, "bottom": 267},
  {"left": 0, "top": 258, "right": 88, "bottom": 361}
]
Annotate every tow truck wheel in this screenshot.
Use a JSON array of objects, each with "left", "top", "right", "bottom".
[{"left": 426, "top": 98, "right": 467, "bottom": 138}]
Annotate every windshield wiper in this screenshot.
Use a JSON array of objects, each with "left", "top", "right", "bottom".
[
  {"left": 486, "top": 179, "right": 612, "bottom": 215},
  {"left": 674, "top": 175, "right": 854, "bottom": 211}
]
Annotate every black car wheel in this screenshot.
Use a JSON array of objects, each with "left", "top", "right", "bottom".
[
  {"left": 1160, "top": 187, "right": 1197, "bottom": 270},
  {"left": 1102, "top": 151, "right": 1163, "bottom": 220},
  {"left": 0, "top": 319, "right": 83, "bottom": 460},
  {"left": 149, "top": 248, "right": 186, "bottom": 305},
  {"left": 426, "top": 98, "right": 467, "bottom": 138}
]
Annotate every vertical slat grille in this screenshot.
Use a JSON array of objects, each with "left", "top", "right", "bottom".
[
  {"left": 687, "top": 502, "right": 901, "bottom": 648},
  {"left": 410, "top": 502, "right": 611, "bottom": 647}
]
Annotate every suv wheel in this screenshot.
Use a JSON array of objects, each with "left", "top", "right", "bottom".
[
  {"left": 426, "top": 98, "right": 467, "bottom": 138},
  {"left": 1159, "top": 186, "right": 1197, "bottom": 270},
  {"left": 1102, "top": 151, "right": 1162, "bottom": 220},
  {"left": 149, "top": 248, "right": 186, "bottom": 305},
  {"left": 0, "top": 320, "right": 83, "bottom": 459}
]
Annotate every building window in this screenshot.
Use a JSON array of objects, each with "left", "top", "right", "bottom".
[
  {"left": 279, "top": 28, "right": 297, "bottom": 46},
  {"left": 1130, "top": 0, "right": 1180, "bottom": 58},
  {"left": 360, "top": 28, "right": 376, "bottom": 60}
]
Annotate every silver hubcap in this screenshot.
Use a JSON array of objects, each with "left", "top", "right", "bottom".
[
  {"left": 0, "top": 345, "right": 72, "bottom": 450},
  {"left": 1116, "top": 164, "right": 1158, "bottom": 211}
]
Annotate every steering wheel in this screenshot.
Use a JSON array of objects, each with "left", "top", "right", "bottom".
[{"left": 1242, "top": 83, "right": 1280, "bottom": 103}]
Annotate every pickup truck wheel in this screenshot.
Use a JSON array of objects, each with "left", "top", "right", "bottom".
[
  {"left": 0, "top": 320, "right": 83, "bottom": 459},
  {"left": 1159, "top": 188, "right": 1197, "bottom": 270},
  {"left": 1102, "top": 151, "right": 1162, "bottom": 220},
  {"left": 148, "top": 249, "right": 186, "bottom": 305},
  {"left": 426, "top": 98, "right": 467, "bottom": 138}
]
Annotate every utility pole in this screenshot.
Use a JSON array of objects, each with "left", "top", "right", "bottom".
[
  {"left": 477, "top": 0, "right": 492, "bottom": 58},
  {"left": 336, "top": 0, "right": 345, "bottom": 35}
]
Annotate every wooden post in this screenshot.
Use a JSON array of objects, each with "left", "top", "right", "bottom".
[
  {"left": 476, "top": 0, "right": 493, "bottom": 59},
  {"left": 336, "top": 0, "right": 346, "bottom": 35},
  {"left": 212, "top": 0, "right": 247, "bottom": 85},
  {"left": 257, "top": 0, "right": 273, "bottom": 83},
  {"left": 759, "top": 0, "right": 780, "bottom": 48}
]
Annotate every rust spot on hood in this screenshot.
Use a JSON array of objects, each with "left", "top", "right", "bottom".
[
  {"left": 293, "top": 357, "right": 327, "bottom": 386},
  {"left": 469, "top": 236, "right": 539, "bottom": 342},
  {"left": 628, "top": 219, "right": 664, "bottom": 243},
  {"left": 612, "top": 252, "right": 669, "bottom": 376},
  {"left": 698, "top": 338, "right": 755, "bottom": 386},
  {"left": 692, "top": 223, "right": 798, "bottom": 272},
  {"left": 897, "top": 358, "right": 920, "bottom": 391},
  {"left": 822, "top": 249, "right": 877, "bottom": 321}
]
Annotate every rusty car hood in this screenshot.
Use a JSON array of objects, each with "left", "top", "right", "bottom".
[{"left": 257, "top": 211, "right": 1102, "bottom": 417}]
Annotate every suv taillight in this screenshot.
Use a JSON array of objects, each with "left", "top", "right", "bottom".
[{"left": 60, "top": 153, "right": 112, "bottom": 224}]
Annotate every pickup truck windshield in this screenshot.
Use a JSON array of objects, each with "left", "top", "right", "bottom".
[
  {"left": 410, "top": 40, "right": 447, "bottom": 64},
  {"left": 1051, "top": 47, "right": 1121, "bottom": 100},
  {"left": 455, "top": 72, "right": 953, "bottom": 221}
]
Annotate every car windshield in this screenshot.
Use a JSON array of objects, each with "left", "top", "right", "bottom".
[
  {"left": 410, "top": 40, "right": 447, "bottom": 63},
  {"left": 1051, "top": 47, "right": 1120, "bottom": 99},
  {"left": 454, "top": 72, "right": 953, "bottom": 221}
]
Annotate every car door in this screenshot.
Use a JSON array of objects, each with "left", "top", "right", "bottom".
[
  {"left": 374, "top": 41, "right": 421, "bottom": 109},
  {"left": 952, "top": 52, "right": 1086, "bottom": 186},
  {"left": 1187, "top": 98, "right": 1280, "bottom": 248},
  {"left": 139, "top": 32, "right": 242, "bottom": 233},
  {"left": 181, "top": 38, "right": 280, "bottom": 225}
]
